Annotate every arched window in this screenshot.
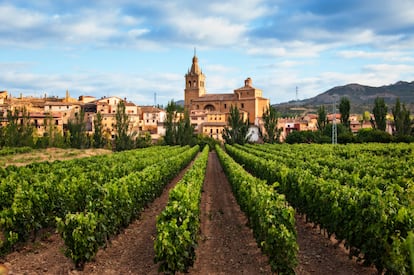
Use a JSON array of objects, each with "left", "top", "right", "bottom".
[
  {"left": 204, "top": 104, "right": 215, "bottom": 111},
  {"left": 193, "top": 80, "right": 196, "bottom": 87}
]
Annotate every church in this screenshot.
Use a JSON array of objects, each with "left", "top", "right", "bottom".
[{"left": 184, "top": 53, "right": 269, "bottom": 141}]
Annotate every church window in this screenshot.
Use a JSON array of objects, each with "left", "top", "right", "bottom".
[
  {"left": 188, "top": 81, "right": 191, "bottom": 87},
  {"left": 193, "top": 80, "right": 196, "bottom": 87},
  {"left": 241, "top": 103, "right": 244, "bottom": 108},
  {"left": 224, "top": 103, "right": 227, "bottom": 109}
]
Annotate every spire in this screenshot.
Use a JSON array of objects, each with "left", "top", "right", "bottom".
[{"left": 190, "top": 48, "right": 201, "bottom": 75}]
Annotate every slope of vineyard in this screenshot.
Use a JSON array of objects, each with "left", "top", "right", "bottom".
[{"left": 225, "top": 143, "right": 414, "bottom": 274}]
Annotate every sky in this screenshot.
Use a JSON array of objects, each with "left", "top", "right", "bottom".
[{"left": 1, "top": 0, "right": 414, "bottom": 106}]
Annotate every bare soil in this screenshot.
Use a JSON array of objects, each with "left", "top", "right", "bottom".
[{"left": 1, "top": 151, "right": 377, "bottom": 275}]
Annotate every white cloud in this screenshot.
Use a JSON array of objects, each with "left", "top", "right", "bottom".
[{"left": 0, "top": 4, "right": 45, "bottom": 30}]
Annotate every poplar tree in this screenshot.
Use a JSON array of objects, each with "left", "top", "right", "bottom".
[
  {"left": 260, "top": 105, "right": 281, "bottom": 143},
  {"left": 371, "top": 97, "right": 388, "bottom": 131}
]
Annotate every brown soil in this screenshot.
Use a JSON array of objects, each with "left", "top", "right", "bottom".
[{"left": 1, "top": 151, "right": 377, "bottom": 275}]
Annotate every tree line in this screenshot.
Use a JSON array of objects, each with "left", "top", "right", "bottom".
[
  {"left": 0, "top": 101, "right": 152, "bottom": 151},
  {"left": 286, "top": 97, "right": 413, "bottom": 144}
]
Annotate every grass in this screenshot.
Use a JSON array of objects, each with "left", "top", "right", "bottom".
[{"left": 1, "top": 148, "right": 111, "bottom": 167}]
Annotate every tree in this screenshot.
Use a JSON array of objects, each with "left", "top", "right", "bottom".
[
  {"left": 3, "top": 107, "right": 34, "bottom": 147},
  {"left": 176, "top": 110, "right": 195, "bottom": 146},
  {"left": 164, "top": 100, "right": 179, "bottom": 145},
  {"left": 93, "top": 112, "right": 106, "bottom": 148},
  {"left": 40, "top": 114, "right": 65, "bottom": 148},
  {"left": 164, "top": 101, "right": 194, "bottom": 146},
  {"left": 114, "top": 101, "right": 135, "bottom": 151},
  {"left": 222, "top": 105, "right": 250, "bottom": 145},
  {"left": 259, "top": 105, "right": 281, "bottom": 143},
  {"left": 339, "top": 97, "right": 350, "bottom": 129},
  {"left": 392, "top": 98, "right": 411, "bottom": 137},
  {"left": 67, "top": 108, "right": 88, "bottom": 148},
  {"left": 317, "top": 105, "right": 327, "bottom": 132},
  {"left": 371, "top": 97, "right": 388, "bottom": 131}
]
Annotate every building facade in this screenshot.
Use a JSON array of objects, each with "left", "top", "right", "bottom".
[{"left": 184, "top": 54, "right": 269, "bottom": 140}]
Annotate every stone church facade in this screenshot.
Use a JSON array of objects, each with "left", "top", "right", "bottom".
[{"left": 184, "top": 54, "right": 269, "bottom": 140}]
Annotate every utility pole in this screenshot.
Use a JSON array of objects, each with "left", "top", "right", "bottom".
[{"left": 332, "top": 95, "right": 338, "bottom": 145}]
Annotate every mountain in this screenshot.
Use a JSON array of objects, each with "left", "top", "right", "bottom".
[{"left": 273, "top": 81, "right": 414, "bottom": 115}]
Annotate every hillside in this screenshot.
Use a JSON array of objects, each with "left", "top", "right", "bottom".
[{"left": 274, "top": 81, "right": 414, "bottom": 115}]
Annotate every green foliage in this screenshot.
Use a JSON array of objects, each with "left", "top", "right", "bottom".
[
  {"left": 0, "top": 108, "right": 34, "bottom": 148},
  {"left": 218, "top": 145, "right": 298, "bottom": 273},
  {"left": 135, "top": 132, "right": 152, "bottom": 148},
  {"left": 260, "top": 105, "right": 282, "bottom": 143},
  {"left": 339, "top": 97, "right": 351, "bottom": 129},
  {"left": 228, "top": 143, "right": 414, "bottom": 274},
  {"left": 285, "top": 130, "right": 320, "bottom": 144},
  {"left": 93, "top": 112, "right": 106, "bottom": 148},
  {"left": 155, "top": 145, "right": 209, "bottom": 273},
  {"left": 114, "top": 101, "right": 135, "bottom": 151},
  {"left": 195, "top": 134, "right": 219, "bottom": 150},
  {"left": 164, "top": 100, "right": 195, "bottom": 146},
  {"left": 356, "top": 128, "right": 393, "bottom": 143},
  {"left": 0, "top": 146, "right": 191, "bottom": 255},
  {"left": 372, "top": 97, "right": 388, "bottom": 131},
  {"left": 317, "top": 105, "right": 327, "bottom": 131},
  {"left": 57, "top": 145, "right": 199, "bottom": 266},
  {"left": 0, "top": 147, "right": 32, "bottom": 156},
  {"left": 222, "top": 105, "right": 250, "bottom": 145},
  {"left": 56, "top": 212, "right": 100, "bottom": 268},
  {"left": 67, "top": 108, "right": 88, "bottom": 149},
  {"left": 392, "top": 98, "right": 412, "bottom": 137}
]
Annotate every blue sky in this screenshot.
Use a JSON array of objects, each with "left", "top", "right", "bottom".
[{"left": 1, "top": 0, "right": 414, "bottom": 106}]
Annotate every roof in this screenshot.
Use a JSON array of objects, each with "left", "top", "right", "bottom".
[
  {"left": 192, "top": 93, "right": 237, "bottom": 102},
  {"left": 140, "top": 106, "right": 163, "bottom": 113}
]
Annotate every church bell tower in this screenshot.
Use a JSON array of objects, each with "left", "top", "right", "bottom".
[{"left": 184, "top": 50, "right": 206, "bottom": 111}]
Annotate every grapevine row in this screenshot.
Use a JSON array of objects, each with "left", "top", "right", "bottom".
[
  {"left": 56, "top": 145, "right": 199, "bottom": 267},
  {"left": 217, "top": 145, "right": 298, "bottom": 274},
  {"left": 154, "top": 145, "right": 209, "bottom": 273},
  {"left": 226, "top": 143, "right": 413, "bottom": 274},
  {"left": 0, "top": 146, "right": 188, "bottom": 254}
]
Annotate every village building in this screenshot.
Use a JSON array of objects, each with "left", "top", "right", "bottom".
[{"left": 184, "top": 53, "right": 269, "bottom": 140}]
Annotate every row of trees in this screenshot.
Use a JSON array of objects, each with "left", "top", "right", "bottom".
[
  {"left": 0, "top": 101, "right": 152, "bottom": 151},
  {"left": 288, "top": 97, "right": 413, "bottom": 144},
  {"left": 220, "top": 96, "right": 413, "bottom": 145}
]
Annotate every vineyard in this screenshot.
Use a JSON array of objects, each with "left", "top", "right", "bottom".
[
  {"left": 0, "top": 143, "right": 413, "bottom": 274},
  {"left": 225, "top": 143, "right": 414, "bottom": 274}
]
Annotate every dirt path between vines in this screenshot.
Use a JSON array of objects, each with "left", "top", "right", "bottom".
[
  {"left": 187, "top": 151, "right": 272, "bottom": 274},
  {"left": 2, "top": 151, "right": 377, "bottom": 275}
]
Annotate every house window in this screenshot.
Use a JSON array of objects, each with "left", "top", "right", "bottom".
[
  {"left": 55, "top": 120, "right": 59, "bottom": 125},
  {"left": 224, "top": 103, "right": 227, "bottom": 109},
  {"left": 241, "top": 103, "right": 244, "bottom": 108}
]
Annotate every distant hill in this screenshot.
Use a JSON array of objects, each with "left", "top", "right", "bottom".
[
  {"left": 175, "top": 100, "right": 184, "bottom": 107},
  {"left": 274, "top": 81, "right": 414, "bottom": 115}
]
